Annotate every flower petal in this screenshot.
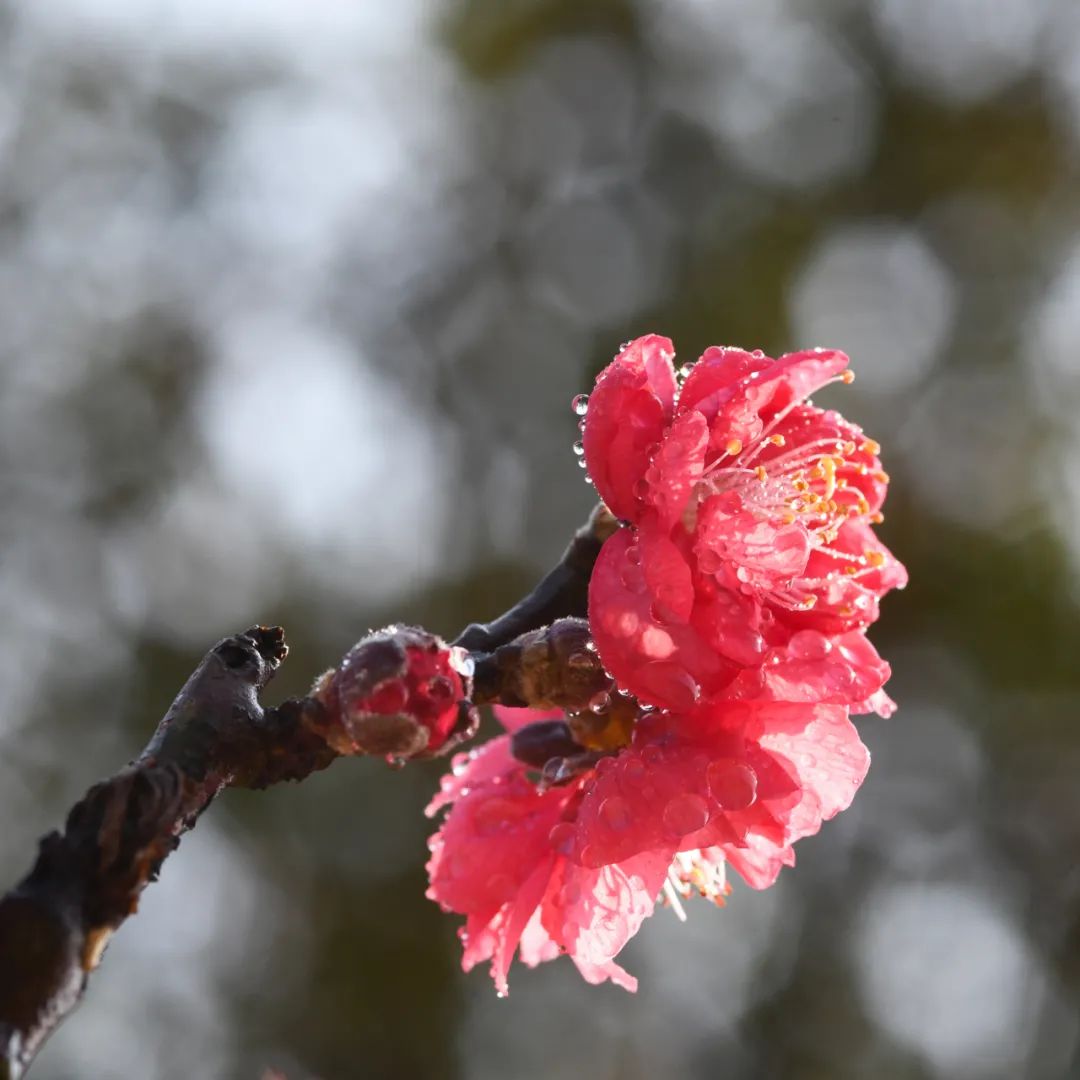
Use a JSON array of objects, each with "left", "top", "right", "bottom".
[
  {"left": 582, "top": 335, "right": 678, "bottom": 521},
  {"left": 589, "top": 528, "right": 735, "bottom": 708}
]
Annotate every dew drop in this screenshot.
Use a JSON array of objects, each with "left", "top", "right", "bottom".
[
  {"left": 577, "top": 457, "right": 588, "bottom": 469},
  {"left": 572, "top": 394, "right": 590, "bottom": 416},
  {"left": 572, "top": 440, "right": 585, "bottom": 457},
  {"left": 706, "top": 759, "right": 758, "bottom": 810},
  {"left": 641, "top": 662, "right": 699, "bottom": 709},
  {"left": 496, "top": 990, "right": 508, "bottom": 999},
  {"left": 642, "top": 744, "right": 664, "bottom": 767},
  {"left": 548, "top": 821, "right": 576, "bottom": 855},
  {"left": 473, "top": 797, "right": 517, "bottom": 837},
  {"left": 788, "top": 629, "right": 832, "bottom": 661},
  {"left": 600, "top": 795, "right": 632, "bottom": 831},
  {"left": 663, "top": 793, "right": 710, "bottom": 836},
  {"left": 677, "top": 363, "right": 695, "bottom": 378},
  {"left": 589, "top": 691, "right": 611, "bottom": 714},
  {"left": 620, "top": 757, "right": 646, "bottom": 785}
]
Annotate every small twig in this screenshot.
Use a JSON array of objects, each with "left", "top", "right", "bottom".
[{"left": 453, "top": 503, "right": 616, "bottom": 652}]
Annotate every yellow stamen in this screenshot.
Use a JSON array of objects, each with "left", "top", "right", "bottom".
[{"left": 821, "top": 456, "right": 837, "bottom": 500}]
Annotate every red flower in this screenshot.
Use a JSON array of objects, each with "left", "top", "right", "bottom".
[
  {"left": 582, "top": 336, "right": 906, "bottom": 712},
  {"left": 425, "top": 701, "right": 868, "bottom": 992}
]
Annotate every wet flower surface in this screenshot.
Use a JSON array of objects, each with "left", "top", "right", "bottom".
[
  {"left": 427, "top": 336, "right": 906, "bottom": 992},
  {"left": 583, "top": 336, "right": 906, "bottom": 711},
  {"left": 427, "top": 696, "right": 869, "bottom": 991}
]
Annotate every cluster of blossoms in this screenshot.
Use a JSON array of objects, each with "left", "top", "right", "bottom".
[{"left": 425, "top": 336, "right": 907, "bottom": 993}]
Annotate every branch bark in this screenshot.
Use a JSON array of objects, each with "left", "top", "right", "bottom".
[
  {"left": 453, "top": 502, "right": 616, "bottom": 652},
  {"left": 0, "top": 626, "right": 338, "bottom": 1079}
]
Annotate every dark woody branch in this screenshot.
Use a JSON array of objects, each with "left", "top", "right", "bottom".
[
  {"left": 0, "top": 627, "right": 338, "bottom": 1080},
  {"left": 0, "top": 506, "right": 616, "bottom": 1078},
  {"left": 453, "top": 502, "right": 616, "bottom": 653}
]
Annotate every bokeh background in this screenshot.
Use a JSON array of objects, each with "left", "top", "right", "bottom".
[{"left": 2, "top": 1, "right": 1079, "bottom": 1077}]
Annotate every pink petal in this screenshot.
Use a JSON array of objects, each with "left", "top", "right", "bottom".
[
  {"left": 725, "top": 629, "right": 892, "bottom": 712},
  {"left": 754, "top": 703, "right": 870, "bottom": 841},
  {"left": 582, "top": 335, "right": 678, "bottom": 522},
  {"left": 544, "top": 850, "right": 671, "bottom": 990},
  {"left": 644, "top": 409, "right": 708, "bottom": 532},
  {"left": 639, "top": 521, "right": 695, "bottom": 625},
  {"left": 425, "top": 736, "right": 518, "bottom": 817},
  {"left": 589, "top": 528, "right": 734, "bottom": 708}
]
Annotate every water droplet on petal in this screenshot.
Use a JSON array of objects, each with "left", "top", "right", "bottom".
[
  {"left": 496, "top": 990, "right": 508, "bottom": 999},
  {"left": 663, "top": 793, "right": 710, "bottom": 836},
  {"left": 706, "top": 760, "right": 758, "bottom": 810},
  {"left": 600, "top": 795, "right": 632, "bottom": 831},
  {"left": 824, "top": 663, "right": 855, "bottom": 691},
  {"left": 473, "top": 797, "right": 517, "bottom": 837},
  {"left": 549, "top": 821, "right": 576, "bottom": 855},
  {"left": 572, "top": 440, "right": 585, "bottom": 457},
  {"left": 788, "top": 629, "right": 832, "bottom": 660},
  {"left": 572, "top": 394, "right": 590, "bottom": 416}
]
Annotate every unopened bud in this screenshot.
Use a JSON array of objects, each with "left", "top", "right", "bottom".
[
  {"left": 472, "top": 617, "right": 612, "bottom": 710},
  {"left": 314, "top": 626, "right": 477, "bottom": 760}
]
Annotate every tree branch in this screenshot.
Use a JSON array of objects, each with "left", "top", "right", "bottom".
[
  {"left": 453, "top": 502, "right": 616, "bottom": 652},
  {"left": 0, "top": 626, "right": 338, "bottom": 1080},
  {"left": 0, "top": 505, "right": 618, "bottom": 1078}
]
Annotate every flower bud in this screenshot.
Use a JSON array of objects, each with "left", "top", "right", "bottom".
[{"left": 314, "top": 626, "right": 477, "bottom": 760}]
